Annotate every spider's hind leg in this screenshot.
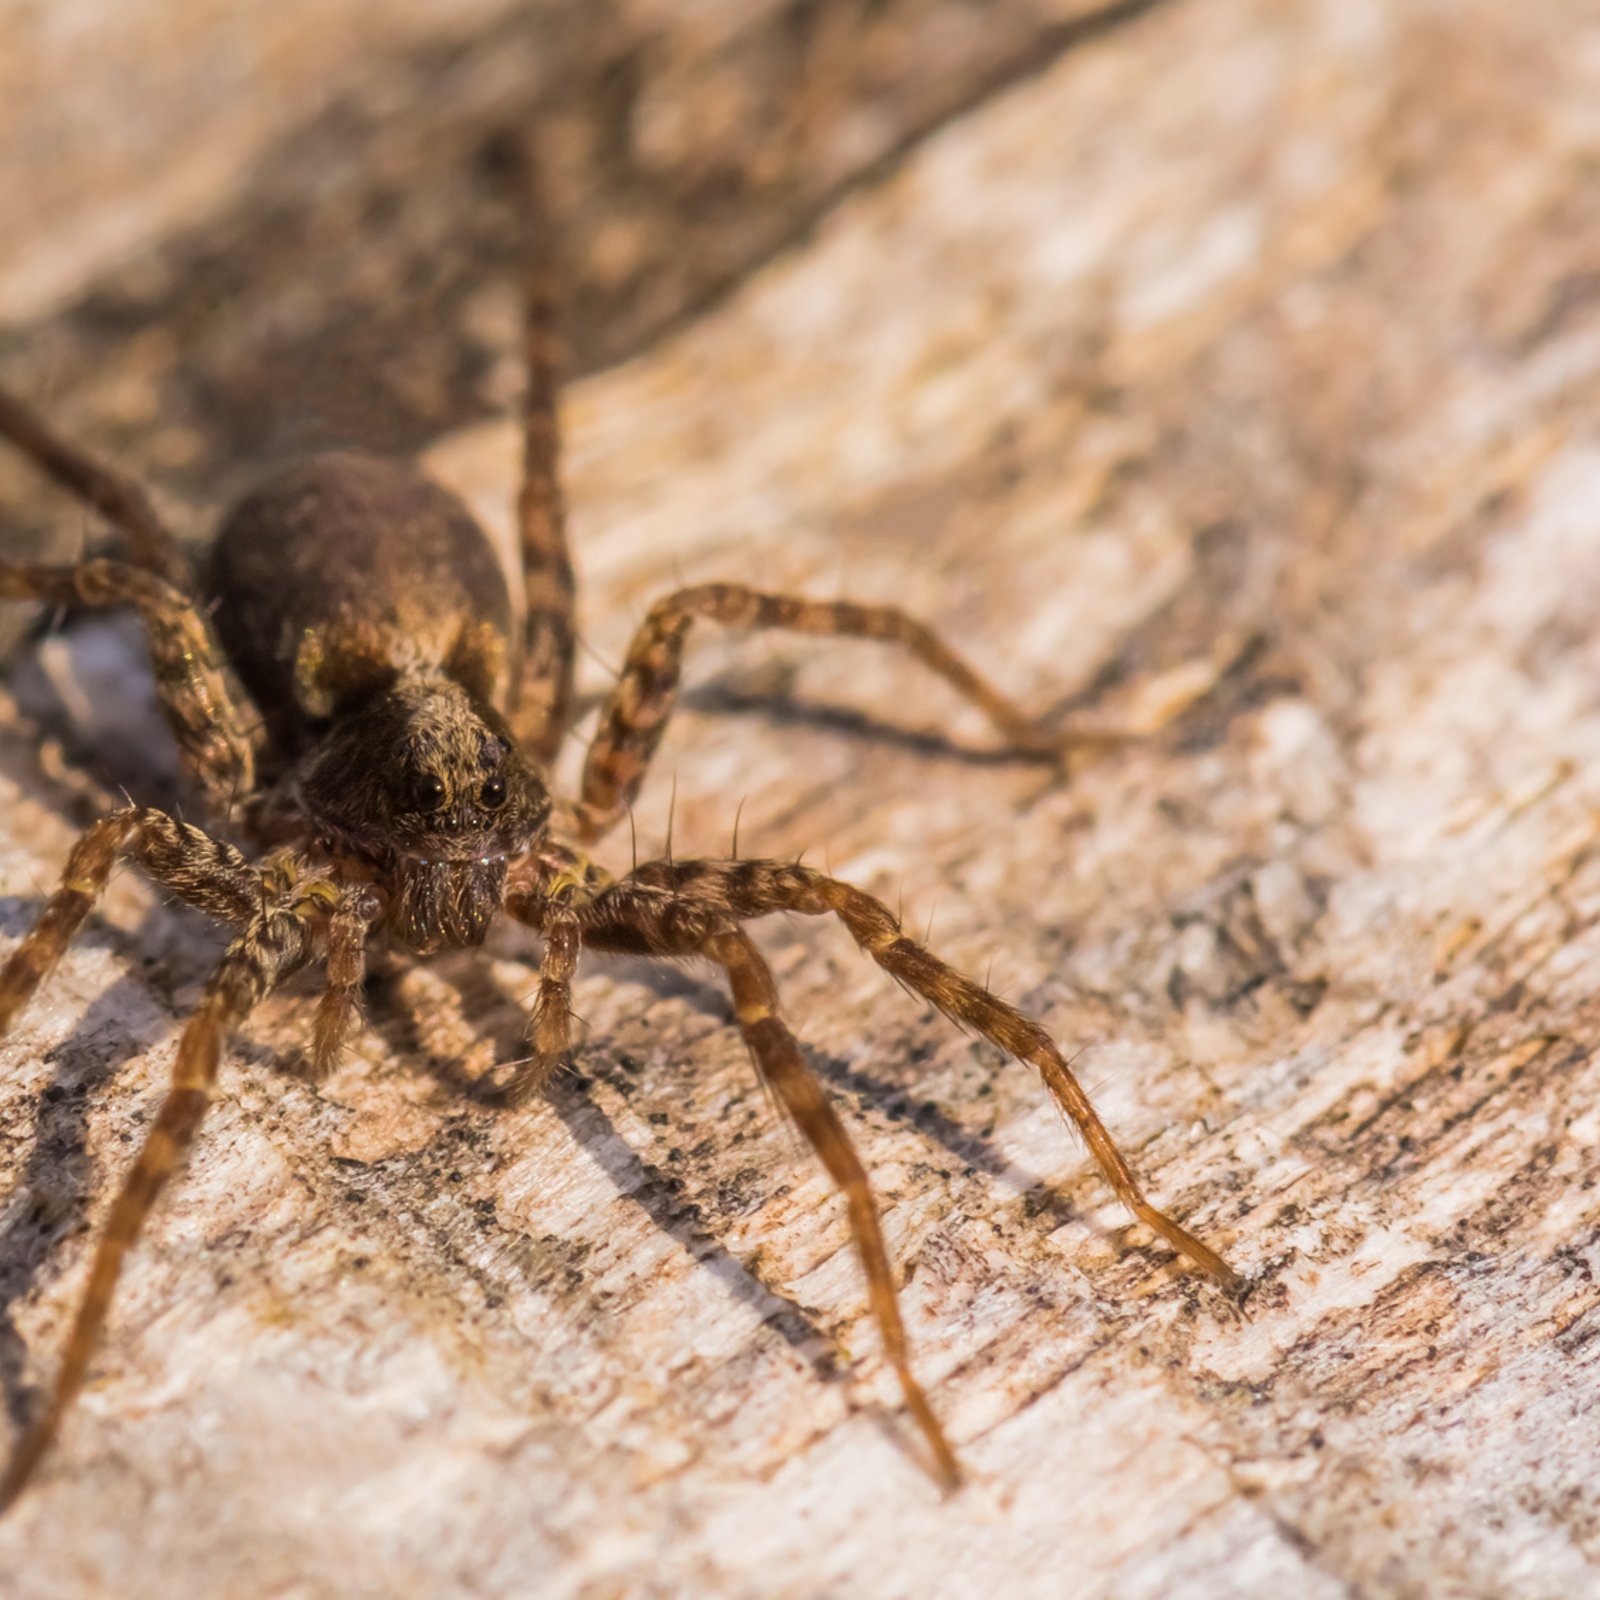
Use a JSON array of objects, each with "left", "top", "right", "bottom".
[
  {"left": 504, "top": 137, "right": 577, "bottom": 768},
  {"left": 0, "top": 384, "right": 190, "bottom": 589}
]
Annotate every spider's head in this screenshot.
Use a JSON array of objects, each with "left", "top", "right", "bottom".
[{"left": 300, "top": 673, "right": 551, "bottom": 953}]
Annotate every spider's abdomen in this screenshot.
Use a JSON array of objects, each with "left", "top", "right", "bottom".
[{"left": 206, "top": 452, "right": 515, "bottom": 749}]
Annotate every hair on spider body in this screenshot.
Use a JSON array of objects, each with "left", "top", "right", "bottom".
[
  {"left": 208, "top": 450, "right": 557, "bottom": 955},
  {"left": 0, "top": 141, "right": 1240, "bottom": 1515}
]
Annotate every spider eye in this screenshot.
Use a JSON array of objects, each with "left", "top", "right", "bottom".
[
  {"left": 479, "top": 774, "right": 508, "bottom": 810},
  {"left": 412, "top": 772, "right": 448, "bottom": 811}
]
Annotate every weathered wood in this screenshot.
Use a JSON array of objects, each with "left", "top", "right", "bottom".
[{"left": 3, "top": 0, "right": 1600, "bottom": 1595}]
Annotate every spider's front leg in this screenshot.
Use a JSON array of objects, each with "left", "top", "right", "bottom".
[
  {"left": 588, "top": 857, "right": 1240, "bottom": 1294},
  {"left": 560, "top": 867, "right": 962, "bottom": 1486},
  {"left": 0, "top": 897, "right": 319, "bottom": 1511},
  {"left": 0, "top": 806, "right": 261, "bottom": 1037},
  {"left": 707, "top": 923, "right": 962, "bottom": 1486},
  {"left": 0, "top": 823, "right": 365, "bottom": 1509}
]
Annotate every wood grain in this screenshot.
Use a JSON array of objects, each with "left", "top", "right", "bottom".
[{"left": 2, "top": 0, "right": 1599, "bottom": 1595}]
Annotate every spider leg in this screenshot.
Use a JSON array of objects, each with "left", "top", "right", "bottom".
[
  {"left": 306, "top": 882, "right": 384, "bottom": 1079},
  {"left": 0, "top": 385, "right": 191, "bottom": 590},
  {"left": 0, "top": 901, "right": 316, "bottom": 1512},
  {"left": 574, "top": 584, "right": 1123, "bottom": 844},
  {"left": 0, "top": 807, "right": 261, "bottom": 1038},
  {"left": 588, "top": 857, "right": 1239, "bottom": 1292},
  {"left": 505, "top": 139, "right": 577, "bottom": 767},
  {"left": 498, "top": 842, "right": 622, "bottom": 1101},
  {"left": 548, "top": 862, "right": 960, "bottom": 1486},
  {"left": 705, "top": 924, "right": 962, "bottom": 1488},
  {"left": 0, "top": 559, "right": 258, "bottom": 813},
  {"left": 500, "top": 895, "right": 582, "bottom": 1103}
]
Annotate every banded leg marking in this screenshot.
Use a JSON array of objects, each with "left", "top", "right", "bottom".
[
  {"left": 563, "top": 865, "right": 964, "bottom": 1486},
  {"left": 592, "top": 857, "right": 1239, "bottom": 1292},
  {"left": 707, "top": 925, "right": 962, "bottom": 1487},
  {"left": 509, "top": 140, "right": 577, "bottom": 766},
  {"left": 576, "top": 583, "right": 1104, "bottom": 843},
  {"left": 0, "top": 907, "right": 315, "bottom": 1510},
  {"left": 307, "top": 884, "right": 384, "bottom": 1079},
  {"left": 0, "top": 807, "right": 259, "bottom": 1041},
  {"left": 0, "top": 559, "right": 257, "bottom": 812}
]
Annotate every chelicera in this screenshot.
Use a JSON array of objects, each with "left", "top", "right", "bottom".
[{"left": 0, "top": 146, "right": 1237, "bottom": 1509}]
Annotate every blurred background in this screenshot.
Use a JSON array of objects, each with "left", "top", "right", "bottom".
[{"left": 1, "top": 0, "right": 1179, "bottom": 526}]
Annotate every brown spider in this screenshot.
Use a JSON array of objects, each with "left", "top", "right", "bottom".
[{"left": 0, "top": 149, "right": 1238, "bottom": 1510}]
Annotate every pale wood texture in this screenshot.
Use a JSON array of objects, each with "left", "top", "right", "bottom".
[{"left": 3, "top": 1, "right": 1600, "bottom": 1597}]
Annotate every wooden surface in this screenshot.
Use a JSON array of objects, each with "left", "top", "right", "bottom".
[{"left": 3, "top": 1, "right": 1600, "bottom": 1596}]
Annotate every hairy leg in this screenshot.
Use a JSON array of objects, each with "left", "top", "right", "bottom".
[
  {"left": 506, "top": 141, "right": 577, "bottom": 767},
  {"left": 0, "top": 902, "right": 316, "bottom": 1510},
  {"left": 0, "top": 807, "right": 262, "bottom": 1037},
  {"left": 575, "top": 584, "right": 1120, "bottom": 843},
  {"left": 584, "top": 857, "right": 1239, "bottom": 1291},
  {"left": 0, "top": 558, "right": 258, "bottom": 812},
  {"left": 502, "top": 897, "right": 582, "bottom": 1104},
  {"left": 500, "top": 842, "right": 622, "bottom": 1101},
  {"left": 705, "top": 925, "right": 961, "bottom": 1487},
  {"left": 306, "top": 883, "right": 384, "bottom": 1079},
  {"left": 544, "top": 853, "right": 961, "bottom": 1485},
  {"left": 0, "top": 385, "right": 191, "bottom": 589}
]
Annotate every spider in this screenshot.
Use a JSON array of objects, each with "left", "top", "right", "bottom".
[{"left": 0, "top": 147, "right": 1238, "bottom": 1510}]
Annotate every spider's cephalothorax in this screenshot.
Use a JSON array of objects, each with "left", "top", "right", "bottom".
[
  {"left": 298, "top": 666, "right": 551, "bottom": 953},
  {"left": 0, "top": 145, "right": 1240, "bottom": 1513}
]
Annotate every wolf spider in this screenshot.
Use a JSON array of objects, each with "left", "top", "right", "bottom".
[{"left": 0, "top": 154, "right": 1238, "bottom": 1511}]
